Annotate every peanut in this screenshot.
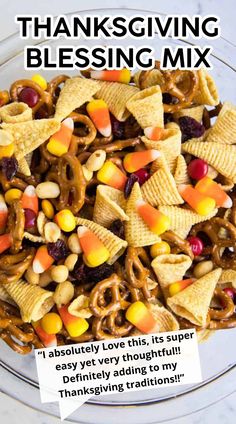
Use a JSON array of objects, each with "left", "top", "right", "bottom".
[
  {"left": 51, "top": 265, "right": 69, "bottom": 283},
  {"left": 64, "top": 253, "right": 78, "bottom": 271},
  {"left": 82, "top": 165, "right": 93, "bottom": 182},
  {"left": 85, "top": 150, "right": 106, "bottom": 172},
  {"left": 68, "top": 233, "right": 82, "bottom": 254},
  {"left": 36, "top": 182, "right": 60, "bottom": 199},
  {"left": 44, "top": 222, "right": 61, "bottom": 243},
  {"left": 25, "top": 266, "right": 39, "bottom": 285},
  {"left": 53, "top": 281, "right": 74, "bottom": 307},
  {"left": 193, "top": 260, "right": 214, "bottom": 279}
]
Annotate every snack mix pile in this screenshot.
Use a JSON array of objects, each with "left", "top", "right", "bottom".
[{"left": 0, "top": 62, "right": 235, "bottom": 354}]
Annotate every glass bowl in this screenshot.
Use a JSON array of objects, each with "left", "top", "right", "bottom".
[{"left": 0, "top": 8, "right": 236, "bottom": 424}]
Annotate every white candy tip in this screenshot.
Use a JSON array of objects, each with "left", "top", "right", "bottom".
[
  {"left": 90, "top": 71, "right": 103, "bottom": 80},
  {"left": 100, "top": 125, "right": 112, "bottom": 138},
  {"left": 25, "top": 185, "right": 36, "bottom": 196},
  {"left": 63, "top": 117, "right": 74, "bottom": 131},
  {"left": 151, "top": 150, "right": 161, "bottom": 160},
  {"left": 178, "top": 184, "right": 188, "bottom": 194},
  {"left": 32, "top": 260, "right": 44, "bottom": 274},
  {"left": 77, "top": 225, "right": 89, "bottom": 237},
  {"left": 222, "top": 197, "right": 233, "bottom": 208},
  {"left": 144, "top": 127, "right": 152, "bottom": 138},
  {"left": 136, "top": 199, "right": 146, "bottom": 208}
]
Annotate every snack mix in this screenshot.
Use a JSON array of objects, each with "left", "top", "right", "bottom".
[{"left": 0, "top": 62, "right": 235, "bottom": 354}]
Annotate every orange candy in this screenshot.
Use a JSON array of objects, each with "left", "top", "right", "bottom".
[
  {"left": 126, "top": 301, "right": 159, "bottom": 333},
  {"left": 195, "top": 176, "right": 232, "bottom": 208},
  {"left": 47, "top": 117, "right": 73, "bottom": 157},
  {"left": 123, "top": 150, "right": 160, "bottom": 173},
  {"left": 144, "top": 127, "right": 163, "bottom": 141},
  {"left": 77, "top": 226, "right": 110, "bottom": 267},
  {"left": 97, "top": 161, "right": 127, "bottom": 190},
  {"left": 90, "top": 69, "right": 131, "bottom": 84},
  {"left": 58, "top": 304, "right": 89, "bottom": 337},
  {"left": 136, "top": 200, "right": 170, "bottom": 235},
  {"left": 32, "top": 245, "right": 54, "bottom": 274},
  {"left": 0, "top": 233, "right": 12, "bottom": 254},
  {"left": 21, "top": 185, "right": 38, "bottom": 215},
  {"left": 178, "top": 184, "right": 216, "bottom": 216},
  {"left": 169, "top": 279, "right": 194, "bottom": 297},
  {"left": 87, "top": 99, "right": 111, "bottom": 137},
  {"left": 32, "top": 321, "right": 57, "bottom": 347}
]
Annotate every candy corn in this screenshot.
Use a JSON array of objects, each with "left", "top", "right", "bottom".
[
  {"left": 41, "top": 312, "right": 63, "bottom": 334},
  {"left": 169, "top": 279, "right": 194, "bottom": 297},
  {"left": 136, "top": 200, "right": 170, "bottom": 235},
  {"left": 21, "top": 185, "right": 38, "bottom": 215},
  {"left": 55, "top": 209, "right": 76, "bottom": 232},
  {"left": 178, "top": 184, "right": 216, "bottom": 216},
  {"left": 0, "top": 233, "right": 12, "bottom": 254},
  {"left": 126, "top": 301, "right": 159, "bottom": 333},
  {"left": 77, "top": 226, "right": 110, "bottom": 267},
  {"left": 87, "top": 99, "right": 111, "bottom": 137},
  {"left": 90, "top": 69, "right": 131, "bottom": 84},
  {"left": 195, "top": 176, "right": 232, "bottom": 208},
  {"left": 97, "top": 161, "right": 127, "bottom": 190},
  {"left": 31, "top": 74, "right": 47, "bottom": 90},
  {"left": 123, "top": 150, "right": 160, "bottom": 173},
  {"left": 58, "top": 304, "right": 89, "bottom": 337},
  {"left": 32, "top": 321, "right": 57, "bottom": 347},
  {"left": 144, "top": 127, "right": 163, "bottom": 141},
  {"left": 32, "top": 245, "right": 54, "bottom": 274},
  {"left": 47, "top": 117, "right": 73, "bottom": 157},
  {"left": 0, "top": 195, "right": 8, "bottom": 233}
]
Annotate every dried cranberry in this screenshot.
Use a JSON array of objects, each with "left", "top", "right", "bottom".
[
  {"left": 109, "top": 219, "right": 125, "bottom": 240},
  {"left": 47, "top": 239, "right": 68, "bottom": 261},
  {"left": 162, "top": 93, "right": 179, "bottom": 105},
  {"left": 72, "top": 262, "right": 86, "bottom": 283},
  {"left": 110, "top": 114, "right": 125, "bottom": 139},
  {"left": 179, "top": 116, "right": 205, "bottom": 142},
  {"left": 133, "top": 168, "right": 150, "bottom": 185},
  {"left": 1, "top": 157, "right": 18, "bottom": 181},
  {"left": 84, "top": 263, "right": 115, "bottom": 284},
  {"left": 124, "top": 174, "right": 139, "bottom": 199}
]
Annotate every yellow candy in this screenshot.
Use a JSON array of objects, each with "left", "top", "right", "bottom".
[
  {"left": 31, "top": 74, "right": 47, "bottom": 90},
  {"left": 55, "top": 209, "right": 76, "bottom": 232},
  {"left": 66, "top": 318, "right": 89, "bottom": 337},
  {"left": 0, "top": 142, "right": 14, "bottom": 159},
  {"left": 150, "top": 241, "right": 171, "bottom": 258},
  {"left": 196, "top": 198, "right": 216, "bottom": 216},
  {"left": 42, "top": 199, "right": 54, "bottom": 219},
  {"left": 5, "top": 188, "right": 22, "bottom": 204},
  {"left": 41, "top": 312, "right": 63, "bottom": 334}
]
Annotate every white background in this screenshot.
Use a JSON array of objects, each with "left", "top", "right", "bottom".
[{"left": 0, "top": 1, "right": 236, "bottom": 423}]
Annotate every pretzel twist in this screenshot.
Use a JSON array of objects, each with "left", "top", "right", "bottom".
[
  {"left": 69, "top": 112, "right": 97, "bottom": 154},
  {"left": 209, "top": 288, "right": 235, "bottom": 320},
  {"left": 138, "top": 61, "right": 199, "bottom": 112},
  {"left": 47, "top": 74, "right": 69, "bottom": 104},
  {"left": 125, "top": 247, "right": 150, "bottom": 288},
  {"left": 10, "top": 79, "right": 53, "bottom": 115},
  {"left": 7, "top": 200, "right": 25, "bottom": 254},
  {"left": 0, "top": 248, "right": 35, "bottom": 284},
  {"left": 46, "top": 152, "right": 86, "bottom": 214},
  {"left": 89, "top": 274, "right": 123, "bottom": 317},
  {"left": 162, "top": 231, "right": 194, "bottom": 260},
  {"left": 0, "top": 90, "right": 10, "bottom": 106}
]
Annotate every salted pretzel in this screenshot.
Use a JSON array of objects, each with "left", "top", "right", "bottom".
[
  {"left": 0, "top": 90, "right": 10, "bottom": 107},
  {"left": 162, "top": 231, "right": 194, "bottom": 260},
  {"left": 106, "top": 310, "right": 133, "bottom": 337},
  {"left": 191, "top": 217, "right": 236, "bottom": 269},
  {"left": 47, "top": 74, "right": 69, "bottom": 104},
  {"left": 125, "top": 247, "right": 150, "bottom": 289},
  {"left": 0, "top": 171, "right": 37, "bottom": 192},
  {"left": 209, "top": 288, "right": 235, "bottom": 320},
  {"left": 69, "top": 112, "right": 97, "bottom": 154},
  {"left": 89, "top": 274, "right": 125, "bottom": 317},
  {"left": 208, "top": 314, "right": 236, "bottom": 329},
  {"left": 92, "top": 316, "right": 115, "bottom": 340},
  {"left": 0, "top": 248, "right": 35, "bottom": 284},
  {"left": 90, "top": 137, "right": 141, "bottom": 153},
  {"left": 0, "top": 300, "right": 42, "bottom": 354},
  {"left": 138, "top": 61, "right": 199, "bottom": 112},
  {"left": 6, "top": 199, "right": 25, "bottom": 254},
  {"left": 46, "top": 152, "right": 86, "bottom": 214},
  {"left": 10, "top": 79, "right": 53, "bottom": 116}
]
